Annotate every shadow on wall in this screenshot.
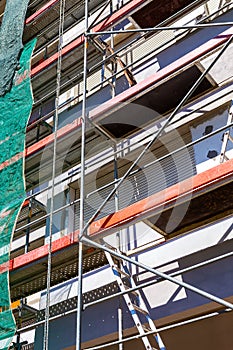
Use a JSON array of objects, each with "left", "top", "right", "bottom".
[{"left": 34, "top": 233, "right": 233, "bottom": 349}]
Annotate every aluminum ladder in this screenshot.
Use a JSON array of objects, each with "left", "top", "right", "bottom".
[
  {"left": 105, "top": 251, "right": 166, "bottom": 350},
  {"left": 220, "top": 100, "right": 233, "bottom": 163}
]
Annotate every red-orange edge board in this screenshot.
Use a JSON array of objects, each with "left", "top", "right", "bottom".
[
  {"left": 7, "top": 156, "right": 233, "bottom": 272},
  {"left": 25, "top": 0, "right": 58, "bottom": 24}
]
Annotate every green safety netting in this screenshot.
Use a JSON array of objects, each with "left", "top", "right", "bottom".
[
  {"left": 0, "top": 37, "right": 36, "bottom": 349},
  {"left": 0, "top": 0, "right": 31, "bottom": 97}
]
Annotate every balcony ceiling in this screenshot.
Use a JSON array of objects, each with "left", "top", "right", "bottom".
[{"left": 132, "top": 0, "right": 204, "bottom": 28}]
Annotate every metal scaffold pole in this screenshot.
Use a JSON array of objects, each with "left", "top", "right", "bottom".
[
  {"left": 15, "top": 249, "right": 233, "bottom": 335},
  {"left": 75, "top": 23, "right": 233, "bottom": 348},
  {"left": 76, "top": 0, "right": 89, "bottom": 348},
  {"left": 10, "top": 1, "right": 233, "bottom": 348},
  {"left": 79, "top": 30, "right": 233, "bottom": 240},
  {"left": 81, "top": 236, "right": 233, "bottom": 311},
  {"left": 88, "top": 21, "right": 233, "bottom": 36},
  {"left": 113, "top": 144, "right": 123, "bottom": 350}
]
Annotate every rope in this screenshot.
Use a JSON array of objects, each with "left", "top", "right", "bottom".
[{"left": 43, "top": 1, "right": 66, "bottom": 349}]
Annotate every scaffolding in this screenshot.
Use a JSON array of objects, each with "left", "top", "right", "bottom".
[
  {"left": 2, "top": 0, "right": 233, "bottom": 349},
  {"left": 76, "top": 3, "right": 233, "bottom": 349}
]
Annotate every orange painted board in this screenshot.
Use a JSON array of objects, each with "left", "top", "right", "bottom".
[
  {"left": 22, "top": 199, "right": 30, "bottom": 208},
  {"left": 11, "top": 233, "right": 77, "bottom": 270},
  {"left": 30, "top": 0, "right": 153, "bottom": 77},
  {"left": 10, "top": 300, "right": 21, "bottom": 310},
  {"left": 31, "top": 36, "right": 84, "bottom": 76},
  {"left": 8, "top": 157, "right": 233, "bottom": 272},
  {"left": 25, "top": 0, "right": 59, "bottom": 25},
  {"left": 89, "top": 158, "right": 233, "bottom": 235},
  {"left": 26, "top": 118, "right": 81, "bottom": 156}
]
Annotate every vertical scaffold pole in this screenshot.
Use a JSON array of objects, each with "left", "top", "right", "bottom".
[
  {"left": 110, "top": 0, "right": 116, "bottom": 98},
  {"left": 76, "top": 0, "right": 89, "bottom": 349},
  {"left": 113, "top": 144, "right": 123, "bottom": 350}
]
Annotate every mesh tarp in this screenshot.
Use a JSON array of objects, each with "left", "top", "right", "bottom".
[
  {"left": 0, "top": 0, "right": 30, "bottom": 96},
  {"left": 0, "top": 37, "right": 36, "bottom": 349}
]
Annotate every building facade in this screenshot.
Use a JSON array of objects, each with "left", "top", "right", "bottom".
[{"left": 1, "top": 0, "right": 233, "bottom": 349}]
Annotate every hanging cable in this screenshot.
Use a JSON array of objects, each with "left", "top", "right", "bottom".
[{"left": 43, "top": 1, "right": 66, "bottom": 350}]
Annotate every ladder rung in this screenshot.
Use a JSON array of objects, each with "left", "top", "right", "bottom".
[
  {"left": 133, "top": 304, "right": 148, "bottom": 316},
  {"left": 142, "top": 325, "right": 153, "bottom": 333},
  {"left": 113, "top": 265, "right": 130, "bottom": 278},
  {"left": 112, "top": 255, "right": 124, "bottom": 264},
  {"left": 109, "top": 252, "right": 125, "bottom": 264},
  {"left": 124, "top": 284, "right": 139, "bottom": 296}
]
